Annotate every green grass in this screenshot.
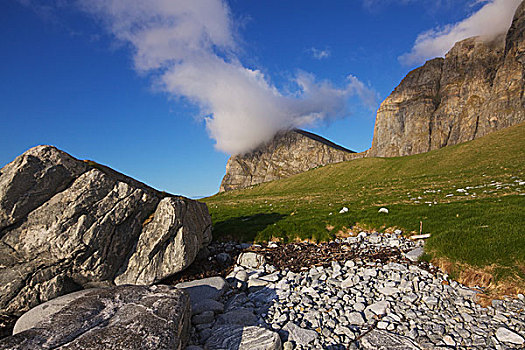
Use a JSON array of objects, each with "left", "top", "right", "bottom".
[{"left": 202, "top": 123, "right": 525, "bottom": 283}]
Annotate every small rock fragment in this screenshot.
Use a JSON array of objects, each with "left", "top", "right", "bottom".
[{"left": 496, "top": 327, "right": 524, "bottom": 345}]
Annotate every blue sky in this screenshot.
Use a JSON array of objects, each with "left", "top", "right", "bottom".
[{"left": 0, "top": 0, "right": 519, "bottom": 197}]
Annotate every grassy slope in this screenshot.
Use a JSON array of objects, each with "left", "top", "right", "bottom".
[{"left": 203, "top": 123, "right": 525, "bottom": 285}]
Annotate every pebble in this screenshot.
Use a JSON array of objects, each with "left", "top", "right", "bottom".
[
  {"left": 282, "top": 321, "right": 318, "bottom": 346},
  {"left": 405, "top": 247, "right": 424, "bottom": 262},
  {"left": 496, "top": 327, "right": 525, "bottom": 345}
]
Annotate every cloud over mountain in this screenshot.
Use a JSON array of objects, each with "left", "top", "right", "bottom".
[
  {"left": 400, "top": 0, "right": 521, "bottom": 66},
  {"left": 75, "top": 0, "right": 376, "bottom": 155}
]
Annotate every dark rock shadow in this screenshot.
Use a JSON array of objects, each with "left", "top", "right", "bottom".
[
  {"left": 0, "top": 315, "right": 17, "bottom": 341},
  {"left": 212, "top": 213, "right": 287, "bottom": 242}
]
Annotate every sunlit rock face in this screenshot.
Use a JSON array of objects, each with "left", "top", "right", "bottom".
[
  {"left": 369, "top": 2, "right": 525, "bottom": 157},
  {"left": 220, "top": 129, "right": 365, "bottom": 192}
]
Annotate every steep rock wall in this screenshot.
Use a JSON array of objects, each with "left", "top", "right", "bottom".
[{"left": 369, "top": 2, "right": 525, "bottom": 157}]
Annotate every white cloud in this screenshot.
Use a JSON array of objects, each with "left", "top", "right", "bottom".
[
  {"left": 309, "top": 47, "right": 331, "bottom": 60},
  {"left": 70, "top": 0, "right": 378, "bottom": 155},
  {"left": 399, "top": 0, "right": 521, "bottom": 66}
]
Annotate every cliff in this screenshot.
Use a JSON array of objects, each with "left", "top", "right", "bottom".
[
  {"left": 368, "top": 2, "right": 525, "bottom": 157},
  {"left": 219, "top": 129, "right": 365, "bottom": 192}
]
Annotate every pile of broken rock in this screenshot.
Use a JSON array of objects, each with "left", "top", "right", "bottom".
[{"left": 182, "top": 237, "right": 525, "bottom": 350}]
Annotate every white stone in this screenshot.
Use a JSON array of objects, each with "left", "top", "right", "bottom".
[
  {"left": 366, "top": 300, "right": 389, "bottom": 316},
  {"left": 364, "top": 268, "right": 378, "bottom": 278},
  {"left": 235, "top": 270, "right": 249, "bottom": 282},
  {"left": 259, "top": 272, "right": 280, "bottom": 282},
  {"left": 341, "top": 277, "right": 354, "bottom": 288},
  {"left": 237, "top": 252, "right": 266, "bottom": 269},
  {"left": 404, "top": 247, "right": 424, "bottom": 262},
  {"left": 377, "top": 321, "right": 388, "bottom": 330},
  {"left": 344, "top": 260, "right": 355, "bottom": 268},
  {"left": 354, "top": 302, "right": 366, "bottom": 312},
  {"left": 388, "top": 239, "right": 400, "bottom": 247},
  {"left": 496, "top": 327, "right": 524, "bottom": 345},
  {"left": 247, "top": 278, "right": 270, "bottom": 289},
  {"left": 378, "top": 286, "right": 399, "bottom": 296},
  {"left": 283, "top": 321, "right": 318, "bottom": 346},
  {"left": 339, "top": 207, "right": 349, "bottom": 214},
  {"left": 443, "top": 335, "right": 456, "bottom": 346},
  {"left": 378, "top": 207, "right": 389, "bottom": 214},
  {"left": 347, "top": 312, "right": 366, "bottom": 325}
]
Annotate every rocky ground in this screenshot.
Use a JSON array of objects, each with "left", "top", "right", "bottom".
[{"left": 182, "top": 232, "right": 525, "bottom": 349}]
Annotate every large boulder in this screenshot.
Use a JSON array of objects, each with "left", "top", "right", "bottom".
[
  {"left": 114, "top": 196, "right": 212, "bottom": 285},
  {"left": 0, "top": 285, "right": 191, "bottom": 350},
  {"left": 0, "top": 145, "right": 212, "bottom": 316}
]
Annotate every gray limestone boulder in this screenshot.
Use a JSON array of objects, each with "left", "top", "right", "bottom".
[
  {"left": 0, "top": 285, "right": 191, "bottom": 350},
  {"left": 358, "top": 329, "right": 421, "bottom": 350},
  {"left": 495, "top": 327, "right": 525, "bottom": 345},
  {"left": 405, "top": 247, "right": 425, "bottom": 262},
  {"left": 0, "top": 146, "right": 212, "bottom": 316},
  {"left": 205, "top": 325, "right": 282, "bottom": 350},
  {"left": 0, "top": 145, "right": 88, "bottom": 229},
  {"left": 13, "top": 289, "right": 100, "bottom": 334},
  {"left": 282, "top": 322, "right": 318, "bottom": 346},
  {"left": 191, "top": 299, "right": 224, "bottom": 316},
  {"left": 216, "top": 308, "right": 258, "bottom": 326},
  {"left": 114, "top": 196, "right": 212, "bottom": 285}
]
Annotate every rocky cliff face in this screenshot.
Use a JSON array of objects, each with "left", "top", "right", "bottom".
[
  {"left": 219, "top": 129, "right": 365, "bottom": 192},
  {"left": 0, "top": 146, "right": 211, "bottom": 316},
  {"left": 369, "top": 2, "right": 525, "bottom": 157}
]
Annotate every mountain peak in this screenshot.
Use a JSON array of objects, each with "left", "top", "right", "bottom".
[{"left": 220, "top": 129, "right": 363, "bottom": 192}]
